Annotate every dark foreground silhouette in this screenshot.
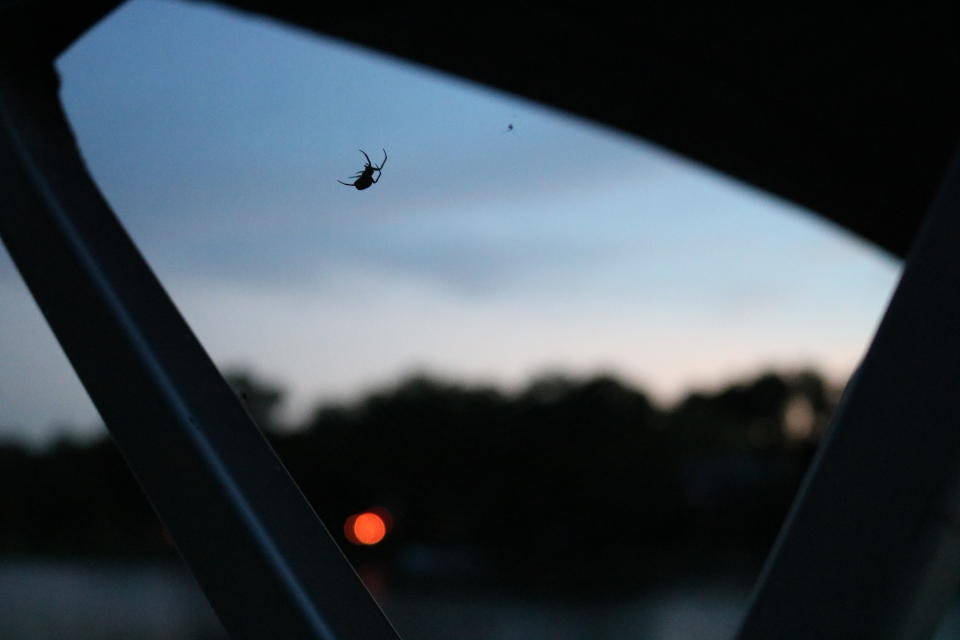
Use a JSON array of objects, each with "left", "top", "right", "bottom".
[{"left": 0, "top": 368, "right": 834, "bottom": 589}]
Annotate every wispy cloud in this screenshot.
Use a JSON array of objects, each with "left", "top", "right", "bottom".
[{"left": 0, "top": 0, "right": 901, "bottom": 443}]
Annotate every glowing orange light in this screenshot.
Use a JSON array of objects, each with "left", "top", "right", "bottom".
[{"left": 344, "top": 511, "right": 388, "bottom": 546}]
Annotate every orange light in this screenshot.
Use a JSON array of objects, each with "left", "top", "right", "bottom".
[{"left": 345, "top": 511, "right": 387, "bottom": 546}]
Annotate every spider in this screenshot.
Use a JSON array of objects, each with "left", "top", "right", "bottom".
[{"left": 338, "top": 149, "right": 387, "bottom": 190}]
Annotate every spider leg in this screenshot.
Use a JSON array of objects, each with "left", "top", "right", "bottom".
[
  {"left": 379, "top": 148, "right": 387, "bottom": 169},
  {"left": 358, "top": 149, "right": 372, "bottom": 166},
  {"left": 337, "top": 180, "right": 354, "bottom": 186}
]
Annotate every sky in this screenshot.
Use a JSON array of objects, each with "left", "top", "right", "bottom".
[{"left": 0, "top": 0, "right": 902, "bottom": 446}]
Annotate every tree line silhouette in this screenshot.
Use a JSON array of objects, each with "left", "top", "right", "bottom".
[{"left": 0, "top": 368, "right": 837, "bottom": 587}]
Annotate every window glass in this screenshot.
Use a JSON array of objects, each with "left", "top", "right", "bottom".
[{"left": 0, "top": 1, "right": 906, "bottom": 638}]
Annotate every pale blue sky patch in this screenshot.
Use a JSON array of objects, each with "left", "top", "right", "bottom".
[{"left": 0, "top": 0, "right": 901, "bottom": 444}]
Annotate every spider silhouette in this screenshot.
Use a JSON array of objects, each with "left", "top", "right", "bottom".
[{"left": 338, "top": 149, "right": 387, "bottom": 190}]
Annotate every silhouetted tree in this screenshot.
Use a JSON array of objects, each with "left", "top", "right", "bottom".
[{"left": 2, "top": 368, "right": 838, "bottom": 587}]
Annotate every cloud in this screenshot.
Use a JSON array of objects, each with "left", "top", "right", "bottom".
[{"left": 0, "top": 0, "right": 902, "bottom": 444}]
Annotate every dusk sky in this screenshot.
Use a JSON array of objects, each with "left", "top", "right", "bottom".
[{"left": 0, "top": 0, "right": 901, "bottom": 445}]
